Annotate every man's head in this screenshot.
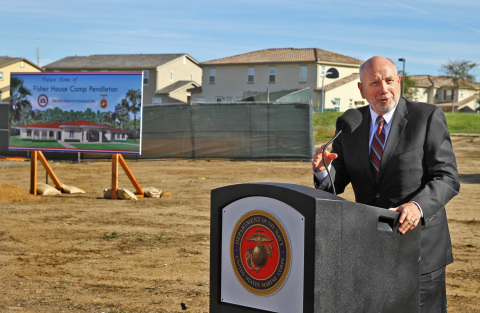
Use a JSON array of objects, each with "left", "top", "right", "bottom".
[{"left": 358, "top": 56, "right": 402, "bottom": 115}]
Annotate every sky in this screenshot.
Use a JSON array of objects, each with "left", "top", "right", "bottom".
[{"left": 2, "top": 0, "right": 480, "bottom": 81}]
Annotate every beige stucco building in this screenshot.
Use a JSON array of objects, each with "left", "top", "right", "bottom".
[
  {"left": 0, "top": 57, "right": 43, "bottom": 101},
  {"left": 191, "top": 48, "right": 366, "bottom": 112},
  {"left": 44, "top": 54, "right": 202, "bottom": 105},
  {"left": 409, "top": 75, "right": 480, "bottom": 112}
]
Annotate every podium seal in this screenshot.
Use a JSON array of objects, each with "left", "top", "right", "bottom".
[{"left": 230, "top": 209, "right": 291, "bottom": 295}]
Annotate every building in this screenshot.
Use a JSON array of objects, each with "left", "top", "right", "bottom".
[
  {"left": 190, "top": 48, "right": 366, "bottom": 112},
  {"left": 409, "top": 75, "right": 480, "bottom": 112},
  {"left": 18, "top": 120, "right": 128, "bottom": 143},
  {"left": 44, "top": 54, "right": 202, "bottom": 105},
  {"left": 0, "top": 57, "right": 43, "bottom": 101}
]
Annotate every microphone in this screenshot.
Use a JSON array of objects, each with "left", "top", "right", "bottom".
[
  {"left": 322, "top": 109, "right": 362, "bottom": 195},
  {"left": 336, "top": 108, "right": 363, "bottom": 135}
]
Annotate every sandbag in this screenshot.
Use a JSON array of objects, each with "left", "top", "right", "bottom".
[
  {"left": 62, "top": 184, "right": 86, "bottom": 194},
  {"left": 143, "top": 186, "right": 162, "bottom": 198},
  {"left": 117, "top": 188, "right": 137, "bottom": 200},
  {"left": 36, "top": 183, "right": 61, "bottom": 196},
  {"left": 103, "top": 188, "right": 137, "bottom": 200}
]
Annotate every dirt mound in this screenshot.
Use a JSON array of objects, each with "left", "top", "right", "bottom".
[{"left": 0, "top": 183, "right": 35, "bottom": 202}]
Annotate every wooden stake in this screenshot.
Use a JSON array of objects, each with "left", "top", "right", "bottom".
[
  {"left": 37, "top": 151, "right": 63, "bottom": 191},
  {"left": 111, "top": 153, "right": 119, "bottom": 199},
  {"left": 30, "top": 151, "right": 38, "bottom": 195},
  {"left": 30, "top": 150, "right": 64, "bottom": 195},
  {"left": 118, "top": 154, "right": 144, "bottom": 197}
]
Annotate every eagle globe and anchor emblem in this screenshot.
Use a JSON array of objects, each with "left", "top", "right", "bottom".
[{"left": 230, "top": 210, "right": 291, "bottom": 296}]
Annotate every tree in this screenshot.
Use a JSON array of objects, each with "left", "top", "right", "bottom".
[
  {"left": 121, "top": 89, "right": 142, "bottom": 140},
  {"left": 115, "top": 102, "right": 130, "bottom": 129},
  {"left": 403, "top": 74, "right": 418, "bottom": 101},
  {"left": 440, "top": 59, "right": 478, "bottom": 112},
  {"left": 9, "top": 77, "right": 33, "bottom": 127}
]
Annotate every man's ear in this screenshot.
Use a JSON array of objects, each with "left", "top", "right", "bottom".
[{"left": 358, "top": 82, "right": 366, "bottom": 99}]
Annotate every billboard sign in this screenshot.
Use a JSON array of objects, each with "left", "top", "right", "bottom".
[{"left": 9, "top": 72, "right": 143, "bottom": 154}]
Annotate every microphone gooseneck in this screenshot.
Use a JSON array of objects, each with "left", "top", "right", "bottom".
[{"left": 322, "top": 109, "right": 363, "bottom": 195}]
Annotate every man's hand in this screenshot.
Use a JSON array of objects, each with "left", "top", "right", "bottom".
[
  {"left": 389, "top": 202, "right": 422, "bottom": 234},
  {"left": 312, "top": 145, "right": 338, "bottom": 173}
]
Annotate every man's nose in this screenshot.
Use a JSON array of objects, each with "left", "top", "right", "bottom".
[{"left": 379, "top": 81, "right": 389, "bottom": 93}]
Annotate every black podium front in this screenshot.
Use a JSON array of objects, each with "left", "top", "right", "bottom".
[{"left": 210, "top": 183, "right": 420, "bottom": 313}]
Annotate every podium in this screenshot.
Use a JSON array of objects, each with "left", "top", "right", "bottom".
[{"left": 210, "top": 183, "right": 420, "bottom": 313}]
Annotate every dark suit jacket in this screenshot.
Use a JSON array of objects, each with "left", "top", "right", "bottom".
[{"left": 315, "top": 98, "right": 460, "bottom": 274}]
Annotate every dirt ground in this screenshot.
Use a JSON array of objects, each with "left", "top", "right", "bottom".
[{"left": 0, "top": 136, "right": 479, "bottom": 313}]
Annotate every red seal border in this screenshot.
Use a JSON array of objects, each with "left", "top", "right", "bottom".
[{"left": 230, "top": 209, "right": 291, "bottom": 296}]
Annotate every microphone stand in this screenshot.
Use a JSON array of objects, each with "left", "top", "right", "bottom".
[{"left": 322, "top": 129, "right": 342, "bottom": 195}]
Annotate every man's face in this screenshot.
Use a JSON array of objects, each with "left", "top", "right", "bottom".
[{"left": 358, "top": 57, "right": 402, "bottom": 115}]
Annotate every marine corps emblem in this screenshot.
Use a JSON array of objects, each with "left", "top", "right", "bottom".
[
  {"left": 100, "top": 94, "right": 108, "bottom": 108},
  {"left": 230, "top": 210, "right": 291, "bottom": 295}
]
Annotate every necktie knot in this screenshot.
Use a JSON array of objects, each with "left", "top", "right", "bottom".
[{"left": 376, "top": 116, "right": 385, "bottom": 135}]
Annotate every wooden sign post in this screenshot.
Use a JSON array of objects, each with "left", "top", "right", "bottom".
[
  {"left": 29, "top": 151, "right": 144, "bottom": 199},
  {"left": 111, "top": 153, "right": 144, "bottom": 199},
  {"left": 30, "top": 150, "right": 63, "bottom": 195}
]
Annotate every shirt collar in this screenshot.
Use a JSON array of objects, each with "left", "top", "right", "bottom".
[{"left": 369, "top": 105, "right": 396, "bottom": 127}]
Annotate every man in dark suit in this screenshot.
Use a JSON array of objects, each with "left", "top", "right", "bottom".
[{"left": 312, "top": 56, "right": 460, "bottom": 312}]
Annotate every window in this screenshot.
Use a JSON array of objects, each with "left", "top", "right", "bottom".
[
  {"left": 269, "top": 67, "right": 276, "bottom": 83},
  {"left": 0, "top": 72, "right": 3, "bottom": 80},
  {"left": 196, "top": 97, "right": 205, "bottom": 103},
  {"left": 248, "top": 67, "right": 254, "bottom": 83},
  {"left": 333, "top": 98, "right": 340, "bottom": 112},
  {"left": 20, "top": 61, "right": 24, "bottom": 68},
  {"left": 226, "top": 97, "right": 233, "bottom": 102},
  {"left": 299, "top": 66, "right": 307, "bottom": 82},
  {"left": 209, "top": 69, "right": 216, "bottom": 83},
  {"left": 27, "top": 130, "right": 32, "bottom": 137},
  {"left": 190, "top": 73, "right": 193, "bottom": 81},
  {"left": 69, "top": 131, "right": 75, "bottom": 138},
  {"left": 321, "top": 66, "right": 326, "bottom": 76},
  {"left": 216, "top": 97, "right": 223, "bottom": 102},
  {"left": 152, "top": 98, "right": 163, "bottom": 104},
  {"left": 349, "top": 99, "right": 353, "bottom": 107},
  {"left": 143, "top": 70, "right": 149, "bottom": 85},
  {"left": 170, "top": 71, "right": 173, "bottom": 81},
  {"left": 444, "top": 89, "right": 453, "bottom": 101}
]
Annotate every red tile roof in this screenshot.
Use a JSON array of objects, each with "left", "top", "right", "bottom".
[
  {"left": 200, "top": 48, "right": 363, "bottom": 66},
  {"left": 409, "top": 75, "right": 480, "bottom": 89},
  {"left": 319, "top": 73, "right": 360, "bottom": 92},
  {"left": 19, "top": 120, "right": 127, "bottom": 132}
]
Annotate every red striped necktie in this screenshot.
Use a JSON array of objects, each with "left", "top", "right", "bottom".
[{"left": 370, "top": 115, "right": 385, "bottom": 181}]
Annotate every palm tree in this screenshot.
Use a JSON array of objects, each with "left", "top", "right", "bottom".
[
  {"left": 115, "top": 102, "right": 130, "bottom": 129},
  {"left": 121, "top": 89, "right": 141, "bottom": 140},
  {"left": 9, "top": 77, "right": 33, "bottom": 127}
]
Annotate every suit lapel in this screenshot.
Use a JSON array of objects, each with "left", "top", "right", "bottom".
[
  {"left": 378, "top": 98, "right": 408, "bottom": 183},
  {"left": 355, "top": 107, "right": 376, "bottom": 186}
]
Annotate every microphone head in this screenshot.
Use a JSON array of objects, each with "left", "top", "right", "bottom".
[{"left": 336, "top": 109, "right": 362, "bottom": 134}]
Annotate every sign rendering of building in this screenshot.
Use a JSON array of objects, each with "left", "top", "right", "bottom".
[{"left": 9, "top": 72, "right": 143, "bottom": 154}]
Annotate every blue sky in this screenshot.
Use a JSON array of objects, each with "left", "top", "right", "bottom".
[{"left": 3, "top": 0, "right": 480, "bottom": 81}]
